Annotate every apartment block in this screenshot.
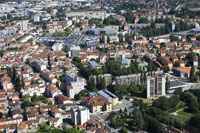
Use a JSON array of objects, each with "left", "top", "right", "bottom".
[
  {"left": 147, "top": 73, "right": 166, "bottom": 99},
  {"left": 71, "top": 106, "right": 90, "bottom": 126},
  {"left": 115, "top": 74, "right": 141, "bottom": 86}
]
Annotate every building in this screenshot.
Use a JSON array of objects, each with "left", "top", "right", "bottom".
[
  {"left": 193, "top": 55, "right": 198, "bottom": 67},
  {"left": 34, "top": 14, "right": 40, "bottom": 22},
  {"left": 97, "top": 90, "right": 118, "bottom": 106},
  {"left": 115, "top": 74, "right": 141, "bottom": 86},
  {"left": 20, "top": 20, "right": 28, "bottom": 31},
  {"left": 121, "top": 58, "right": 131, "bottom": 67},
  {"left": 52, "top": 42, "right": 63, "bottom": 51},
  {"left": 82, "top": 95, "right": 112, "bottom": 113},
  {"left": 33, "top": 59, "right": 47, "bottom": 72},
  {"left": 147, "top": 73, "right": 166, "bottom": 99},
  {"left": 90, "top": 74, "right": 112, "bottom": 86},
  {"left": 86, "top": 28, "right": 115, "bottom": 35},
  {"left": 55, "top": 94, "right": 73, "bottom": 104},
  {"left": 71, "top": 106, "right": 90, "bottom": 126},
  {"left": 45, "top": 84, "right": 62, "bottom": 98},
  {"left": 172, "top": 67, "right": 198, "bottom": 78},
  {"left": 169, "top": 80, "right": 187, "bottom": 90},
  {"left": 88, "top": 61, "right": 99, "bottom": 68},
  {"left": 163, "top": 125, "right": 181, "bottom": 133},
  {"left": 65, "top": 70, "right": 85, "bottom": 99},
  {"left": 162, "top": 57, "right": 173, "bottom": 70}
]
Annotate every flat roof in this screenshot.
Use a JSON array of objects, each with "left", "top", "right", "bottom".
[{"left": 97, "top": 90, "right": 118, "bottom": 100}]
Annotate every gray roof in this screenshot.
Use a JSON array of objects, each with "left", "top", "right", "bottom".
[
  {"left": 170, "top": 80, "right": 186, "bottom": 89},
  {"left": 121, "top": 58, "right": 130, "bottom": 65},
  {"left": 88, "top": 61, "right": 98, "bottom": 67},
  {"left": 97, "top": 90, "right": 118, "bottom": 100}
]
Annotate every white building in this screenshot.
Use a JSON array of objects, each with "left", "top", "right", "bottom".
[
  {"left": 147, "top": 73, "right": 166, "bottom": 99},
  {"left": 21, "top": 84, "right": 45, "bottom": 96},
  {"left": 52, "top": 42, "right": 63, "bottom": 51},
  {"left": 20, "top": 20, "right": 28, "bottom": 31},
  {"left": 34, "top": 14, "right": 40, "bottom": 22},
  {"left": 71, "top": 106, "right": 90, "bottom": 125},
  {"left": 33, "top": 59, "right": 47, "bottom": 72},
  {"left": 66, "top": 70, "right": 85, "bottom": 99}
]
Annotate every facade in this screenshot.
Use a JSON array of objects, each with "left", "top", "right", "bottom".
[
  {"left": 86, "top": 28, "right": 116, "bottom": 35},
  {"left": 33, "top": 59, "right": 47, "bottom": 72},
  {"left": 90, "top": 74, "right": 112, "bottom": 86},
  {"left": 71, "top": 106, "right": 90, "bottom": 126},
  {"left": 162, "top": 57, "right": 173, "bottom": 70},
  {"left": 115, "top": 74, "right": 141, "bottom": 86},
  {"left": 82, "top": 95, "right": 112, "bottom": 114},
  {"left": 20, "top": 20, "right": 28, "bottom": 31},
  {"left": 172, "top": 67, "right": 198, "bottom": 78},
  {"left": 21, "top": 84, "right": 45, "bottom": 96},
  {"left": 65, "top": 70, "right": 85, "bottom": 99},
  {"left": 52, "top": 42, "right": 63, "bottom": 51},
  {"left": 147, "top": 73, "right": 166, "bottom": 99}
]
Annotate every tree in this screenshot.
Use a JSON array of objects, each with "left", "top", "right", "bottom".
[
  {"left": 129, "top": 109, "right": 145, "bottom": 131},
  {"left": 180, "top": 91, "right": 198, "bottom": 113},
  {"left": 144, "top": 115, "right": 163, "bottom": 133},
  {"left": 169, "top": 35, "right": 179, "bottom": 42},
  {"left": 107, "top": 35, "right": 110, "bottom": 43},
  {"left": 190, "top": 66, "right": 197, "bottom": 82},
  {"left": 102, "top": 104, "right": 106, "bottom": 111},
  {"left": 21, "top": 76, "right": 25, "bottom": 88},
  {"left": 165, "top": 77, "right": 170, "bottom": 91},
  {"left": 118, "top": 33, "right": 124, "bottom": 43},
  {"left": 100, "top": 35, "right": 105, "bottom": 43},
  {"left": 88, "top": 77, "right": 96, "bottom": 91},
  {"left": 120, "top": 127, "right": 128, "bottom": 133},
  {"left": 174, "top": 87, "right": 182, "bottom": 95},
  {"left": 189, "top": 113, "right": 200, "bottom": 129},
  {"left": 125, "top": 33, "right": 131, "bottom": 43},
  {"left": 186, "top": 52, "right": 195, "bottom": 66}
]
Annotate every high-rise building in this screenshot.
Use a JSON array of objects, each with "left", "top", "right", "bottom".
[
  {"left": 20, "top": 20, "right": 28, "bottom": 31},
  {"left": 65, "top": 70, "right": 85, "bottom": 99},
  {"left": 147, "top": 73, "right": 166, "bottom": 99},
  {"left": 71, "top": 106, "right": 90, "bottom": 125}
]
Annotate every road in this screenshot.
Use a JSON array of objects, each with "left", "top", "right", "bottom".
[{"left": 90, "top": 113, "right": 117, "bottom": 133}]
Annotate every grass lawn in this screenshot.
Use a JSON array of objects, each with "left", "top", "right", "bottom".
[
  {"left": 134, "top": 96, "right": 153, "bottom": 104},
  {"left": 168, "top": 101, "right": 186, "bottom": 113},
  {"left": 175, "top": 110, "right": 193, "bottom": 123}
]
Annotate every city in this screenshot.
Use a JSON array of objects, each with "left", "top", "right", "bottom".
[{"left": 0, "top": 0, "right": 200, "bottom": 132}]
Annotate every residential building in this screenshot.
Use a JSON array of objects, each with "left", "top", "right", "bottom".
[
  {"left": 55, "top": 94, "right": 73, "bottom": 104},
  {"left": 90, "top": 74, "right": 112, "bottom": 86},
  {"left": 46, "top": 84, "right": 62, "bottom": 98},
  {"left": 65, "top": 70, "right": 85, "bottom": 99},
  {"left": 82, "top": 95, "right": 112, "bottom": 113},
  {"left": 20, "top": 20, "right": 28, "bottom": 31},
  {"left": 71, "top": 106, "right": 90, "bottom": 125},
  {"left": 49, "top": 117, "right": 63, "bottom": 128},
  {"left": 115, "top": 74, "right": 141, "bottom": 86},
  {"left": 147, "top": 73, "right": 166, "bottom": 99},
  {"left": 21, "top": 84, "right": 45, "bottom": 96},
  {"left": 162, "top": 57, "right": 173, "bottom": 70}
]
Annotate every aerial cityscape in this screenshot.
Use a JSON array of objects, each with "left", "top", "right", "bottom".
[{"left": 0, "top": 0, "right": 200, "bottom": 132}]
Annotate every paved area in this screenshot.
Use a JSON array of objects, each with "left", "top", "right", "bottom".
[{"left": 112, "top": 98, "right": 133, "bottom": 111}]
